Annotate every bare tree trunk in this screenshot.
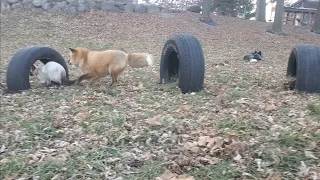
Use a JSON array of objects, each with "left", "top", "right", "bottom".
[
  {"left": 311, "top": 1, "right": 320, "bottom": 34},
  {"left": 272, "top": 0, "right": 285, "bottom": 32},
  {"left": 200, "top": 0, "right": 213, "bottom": 22},
  {"left": 256, "top": 0, "right": 266, "bottom": 22}
]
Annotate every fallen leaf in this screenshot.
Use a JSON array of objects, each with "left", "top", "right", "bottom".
[
  {"left": 242, "top": 172, "right": 257, "bottom": 180},
  {"left": 197, "top": 136, "right": 210, "bottom": 147},
  {"left": 0, "top": 144, "right": 6, "bottom": 153},
  {"left": 86, "top": 97, "right": 97, "bottom": 100},
  {"left": 196, "top": 156, "right": 220, "bottom": 165},
  {"left": 267, "top": 116, "right": 274, "bottom": 124},
  {"left": 209, "top": 136, "right": 224, "bottom": 154},
  {"left": 233, "top": 153, "right": 242, "bottom": 162},
  {"left": 306, "top": 141, "right": 317, "bottom": 150},
  {"left": 255, "top": 158, "right": 264, "bottom": 172},
  {"left": 156, "top": 169, "right": 195, "bottom": 180},
  {"left": 180, "top": 104, "right": 192, "bottom": 111},
  {"left": 288, "top": 109, "right": 296, "bottom": 117},
  {"left": 266, "top": 171, "right": 282, "bottom": 180},
  {"left": 172, "top": 174, "right": 195, "bottom": 180},
  {"left": 53, "top": 140, "right": 70, "bottom": 148},
  {"left": 235, "top": 98, "right": 249, "bottom": 104},
  {"left": 146, "top": 115, "right": 162, "bottom": 126},
  {"left": 74, "top": 111, "right": 90, "bottom": 121},
  {"left": 157, "top": 169, "right": 176, "bottom": 180},
  {"left": 184, "top": 142, "right": 201, "bottom": 153},
  {"left": 265, "top": 104, "right": 277, "bottom": 111},
  {"left": 132, "top": 82, "right": 144, "bottom": 91},
  {"left": 297, "top": 161, "right": 310, "bottom": 177},
  {"left": 175, "top": 154, "right": 191, "bottom": 167},
  {"left": 304, "top": 150, "right": 319, "bottom": 160},
  {"left": 51, "top": 174, "right": 62, "bottom": 180}
]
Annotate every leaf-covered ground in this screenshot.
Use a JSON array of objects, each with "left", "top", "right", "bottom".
[{"left": 1, "top": 10, "right": 320, "bottom": 180}]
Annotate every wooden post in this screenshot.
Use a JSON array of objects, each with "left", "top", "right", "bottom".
[{"left": 311, "top": 1, "right": 320, "bottom": 33}]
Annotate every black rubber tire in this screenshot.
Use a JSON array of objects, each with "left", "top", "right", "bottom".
[
  {"left": 160, "top": 33, "right": 205, "bottom": 94},
  {"left": 286, "top": 44, "right": 320, "bottom": 93},
  {"left": 6, "top": 45, "right": 69, "bottom": 91}
]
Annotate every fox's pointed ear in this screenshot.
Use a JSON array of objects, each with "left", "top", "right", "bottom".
[{"left": 69, "top": 48, "right": 76, "bottom": 53}]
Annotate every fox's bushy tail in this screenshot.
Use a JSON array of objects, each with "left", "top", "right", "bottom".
[{"left": 127, "top": 53, "right": 154, "bottom": 68}]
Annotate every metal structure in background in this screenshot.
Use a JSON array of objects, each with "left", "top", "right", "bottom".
[{"left": 283, "top": 0, "right": 319, "bottom": 27}]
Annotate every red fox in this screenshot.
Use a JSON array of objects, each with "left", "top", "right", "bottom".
[{"left": 68, "top": 47, "right": 154, "bottom": 86}]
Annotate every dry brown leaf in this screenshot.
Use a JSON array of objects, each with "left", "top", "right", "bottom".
[
  {"left": 180, "top": 105, "right": 192, "bottom": 111},
  {"left": 132, "top": 82, "right": 144, "bottom": 91},
  {"left": 265, "top": 104, "right": 277, "bottom": 111},
  {"left": 146, "top": 115, "right": 162, "bottom": 126},
  {"left": 195, "top": 156, "right": 220, "bottom": 165},
  {"left": 207, "top": 136, "right": 223, "bottom": 149},
  {"left": 156, "top": 169, "right": 194, "bottom": 180},
  {"left": 212, "top": 85, "right": 229, "bottom": 95},
  {"left": 266, "top": 171, "right": 282, "bottom": 180},
  {"left": 306, "top": 141, "right": 317, "bottom": 150},
  {"left": 156, "top": 168, "right": 176, "bottom": 180},
  {"left": 235, "top": 98, "right": 250, "bottom": 104},
  {"left": 184, "top": 142, "right": 201, "bottom": 153},
  {"left": 304, "top": 150, "right": 319, "bottom": 160},
  {"left": 209, "top": 137, "right": 225, "bottom": 154},
  {"left": 175, "top": 154, "right": 191, "bottom": 167},
  {"left": 197, "top": 136, "right": 210, "bottom": 147},
  {"left": 74, "top": 111, "right": 91, "bottom": 121},
  {"left": 297, "top": 161, "right": 310, "bottom": 178},
  {"left": 171, "top": 174, "right": 195, "bottom": 180}
]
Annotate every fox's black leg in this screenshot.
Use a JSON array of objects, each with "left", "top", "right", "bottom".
[
  {"left": 75, "top": 72, "right": 99, "bottom": 85},
  {"left": 62, "top": 79, "right": 77, "bottom": 86},
  {"left": 76, "top": 73, "right": 91, "bottom": 84}
]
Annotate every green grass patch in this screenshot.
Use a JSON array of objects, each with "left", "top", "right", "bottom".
[
  {"left": 216, "top": 74, "right": 231, "bottom": 84},
  {"left": 307, "top": 103, "right": 320, "bottom": 122},
  {"left": 186, "top": 161, "right": 241, "bottom": 179},
  {"left": 275, "top": 133, "right": 307, "bottom": 149},
  {"left": 41, "top": 91, "right": 76, "bottom": 101},
  {"left": 21, "top": 116, "right": 62, "bottom": 141},
  {"left": 89, "top": 117, "right": 125, "bottom": 135},
  {"left": 0, "top": 156, "right": 28, "bottom": 179},
  {"left": 273, "top": 151, "right": 306, "bottom": 179},
  {"left": 195, "top": 90, "right": 212, "bottom": 97},
  {"left": 135, "top": 128, "right": 160, "bottom": 145},
  {"left": 0, "top": 115, "right": 20, "bottom": 123},
  {"left": 38, "top": 21, "right": 56, "bottom": 30},
  {"left": 31, "top": 161, "right": 61, "bottom": 179},
  {"left": 62, "top": 147, "right": 128, "bottom": 179},
  {"left": 160, "top": 83, "right": 179, "bottom": 92},
  {"left": 122, "top": 160, "right": 164, "bottom": 180},
  {"left": 229, "top": 88, "right": 248, "bottom": 99},
  {"left": 214, "top": 116, "right": 258, "bottom": 137},
  {"left": 81, "top": 107, "right": 125, "bottom": 135}
]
